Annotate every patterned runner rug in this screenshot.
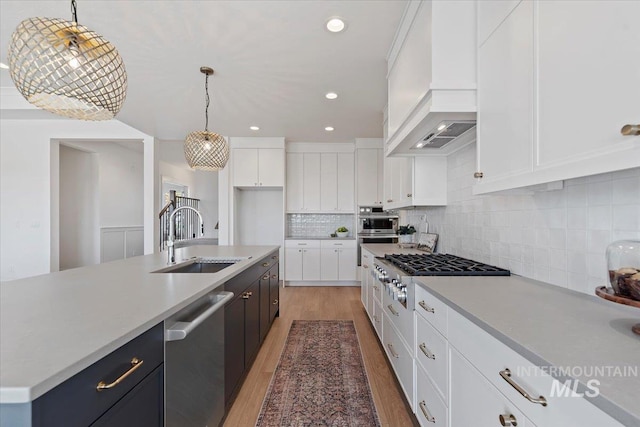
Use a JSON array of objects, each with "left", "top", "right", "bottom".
[{"left": 256, "top": 320, "right": 381, "bottom": 427}]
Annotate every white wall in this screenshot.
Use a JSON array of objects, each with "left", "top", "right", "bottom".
[
  {"left": 0, "top": 119, "right": 154, "bottom": 282},
  {"left": 59, "top": 145, "right": 99, "bottom": 269},
  {"left": 402, "top": 143, "right": 640, "bottom": 295}
]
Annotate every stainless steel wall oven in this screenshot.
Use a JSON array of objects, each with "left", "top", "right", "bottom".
[{"left": 357, "top": 206, "right": 398, "bottom": 264}]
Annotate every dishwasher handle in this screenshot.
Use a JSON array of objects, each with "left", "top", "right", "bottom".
[{"left": 165, "top": 291, "right": 234, "bottom": 341}]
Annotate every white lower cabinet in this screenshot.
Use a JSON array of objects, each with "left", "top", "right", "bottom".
[
  {"left": 320, "top": 240, "right": 357, "bottom": 281},
  {"left": 372, "top": 299, "right": 383, "bottom": 340},
  {"left": 415, "top": 363, "right": 448, "bottom": 427},
  {"left": 286, "top": 240, "right": 356, "bottom": 282},
  {"left": 361, "top": 281, "right": 626, "bottom": 427},
  {"left": 415, "top": 312, "right": 448, "bottom": 404},
  {"left": 450, "top": 347, "right": 527, "bottom": 427},
  {"left": 448, "top": 308, "right": 624, "bottom": 427},
  {"left": 382, "top": 311, "right": 414, "bottom": 408},
  {"left": 284, "top": 240, "right": 321, "bottom": 281}
]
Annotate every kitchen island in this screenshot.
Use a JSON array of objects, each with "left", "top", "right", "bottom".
[{"left": 0, "top": 245, "right": 279, "bottom": 424}]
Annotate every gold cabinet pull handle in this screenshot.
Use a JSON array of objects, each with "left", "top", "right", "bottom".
[
  {"left": 499, "top": 414, "right": 518, "bottom": 426},
  {"left": 419, "top": 343, "right": 436, "bottom": 360},
  {"left": 262, "top": 275, "right": 269, "bottom": 280},
  {"left": 242, "top": 292, "right": 253, "bottom": 299},
  {"left": 97, "top": 358, "right": 143, "bottom": 391},
  {"left": 500, "top": 369, "right": 547, "bottom": 406},
  {"left": 387, "top": 199, "right": 393, "bottom": 203},
  {"left": 262, "top": 262, "right": 269, "bottom": 267},
  {"left": 474, "top": 172, "right": 484, "bottom": 178},
  {"left": 418, "top": 300, "right": 435, "bottom": 313},
  {"left": 271, "top": 274, "right": 277, "bottom": 279},
  {"left": 387, "top": 304, "right": 399, "bottom": 316},
  {"left": 363, "top": 265, "right": 369, "bottom": 269},
  {"left": 621, "top": 124, "right": 640, "bottom": 135},
  {"left": 271, "top": 255, "right": 277, "bottom": 259},
  {"left": 387, "top": 343, "right": 399, "bottom": 358},
  {"left": 418, "top": 400, "right": 436, "bottom": 423},
  {"left": 272, "top": 299, "right": 278, "bottom": 305}
]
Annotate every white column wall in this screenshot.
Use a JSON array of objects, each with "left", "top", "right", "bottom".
[{"left": 0, "top": 119, "right": 155, "bottom": 281}]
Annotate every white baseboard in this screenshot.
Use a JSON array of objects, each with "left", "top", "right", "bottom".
[{"left": 285, "top": 281, "right": 360, "bottom": 287}]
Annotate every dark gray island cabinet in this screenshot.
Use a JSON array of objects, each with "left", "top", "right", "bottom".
[
  {"left": 2, "top": 323, "right": 164, "bottom": 427},
  {"left": 224, "top": 250, "right": 279, "bottom": 406}
]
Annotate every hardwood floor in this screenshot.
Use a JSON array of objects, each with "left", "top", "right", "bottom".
[{"left": 223, "top": 285, "right": 418, "bottom": 427}]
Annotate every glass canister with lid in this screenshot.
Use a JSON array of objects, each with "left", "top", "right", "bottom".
[{"left": 606, "top": 240, "right": 640, "bottom": 301}]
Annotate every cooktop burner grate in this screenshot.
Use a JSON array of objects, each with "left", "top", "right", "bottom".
[{"left": 384, "top": 253, "right": 510, "bottom": 276}]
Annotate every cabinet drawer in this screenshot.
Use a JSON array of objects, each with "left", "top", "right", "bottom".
[
  {"left": 415, "top": 363, "right": 448, "bottom": 427},
  {"left": 448, "top": 309, "right": 624, "bottom": 427},
  {"left": 320, "top": 239, "right": 357, "bottom": 249},
  {"left": 284, "top": 239, "right": 321, "bottom": 248},
  {"left": 32, "top": 323, "right": 164, "bottom": 427},
  {"left": 372, "top": 299, "right": 383, "bottom": 340},
  {"left": 382, "top": 281, "right": 414, "bottom": 352},
  {"left": 382, "top": 313, "right": 414, "bottom": 408},
  {"left": 450, "top": 347, "right": 526, "bottom": 427},
  {"left": 415, "top": 312, "right": 448, "bottom": 404},
  {"left": 258, "top": 251, "right": 279, "bottom": 273},
  {"left": 414, "top": 281, "right": 448, "bottom": 337}
]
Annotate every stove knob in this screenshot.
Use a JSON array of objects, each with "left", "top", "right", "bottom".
[{"left": 397, "top": 289, "right": 407, "bottom": 304}]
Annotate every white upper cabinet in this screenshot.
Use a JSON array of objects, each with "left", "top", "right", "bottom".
[
  {"left": 475, "top": 0, "right": 640, "bottom": 194},
  {"left": 477, "top": 0, "right": 521, "bottom": 46},
  {"left": 336, "top": 153, "right": 355, "bottom": 212},
  {"left": 303, "top": 153, "right": 321, "bottom": 211},
  {"left": 386, "top": 0, "right": 477, "bottom": 156},
  {"left": 536, "top": 0, "right": 640, "bottom": 171},
  {"left": 356, "top": 141, "right": 384, "bottom": 206},
  {"left": 286, "top": 145, "right": 356, "bottom": 213},
  {"left": 286, "top": 153, "right": 304, "bottom": 211},
  {"left": 476, "top": 0, "right": 534, "bottom": 185},
  {"left": 384, "top": 156, "right": 447, "bottom": 210},
  {"left": 233, "top": 148, "right": 284, "bottom": 187},
  {"left": 320, "top": 153, "right": 338, "bottom": 211}
]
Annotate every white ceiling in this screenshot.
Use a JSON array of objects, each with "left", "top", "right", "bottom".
[{"left": 0, "top": 0, "right": 407, "bottom": 143}]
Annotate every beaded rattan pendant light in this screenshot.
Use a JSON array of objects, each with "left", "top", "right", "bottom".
[
  {"left": 184, "top": 67, "right": 229, "bottom": 171},
  {"left": 7, "top": 0, "right": 127, "bottom": 120}
]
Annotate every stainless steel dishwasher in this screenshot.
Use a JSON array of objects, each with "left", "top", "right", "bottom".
[{"left": 164, "top": 290, "right": 234, "bottom": 427}]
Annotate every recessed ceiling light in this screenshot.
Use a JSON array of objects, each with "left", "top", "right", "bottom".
[
  {"left": 325, "top": 92, "right": 338, "bottom": 100},
  {"left": 325, "top": 126, "right": 334, "bottom": 132},
  {"left": 326, "top": 17, "right": 346, "bottom": 33},
  {"left": 415, "top": 143, "right": 424, "bottom": 148},
  {"left": 0, "top": 62, "right": 9, "bottom": 70},
  {"left": 437, "top": 123, "right": 447, "bottom": 131},
  {"left": 250, "top": 126, "right": 260, "bottom": 131}
]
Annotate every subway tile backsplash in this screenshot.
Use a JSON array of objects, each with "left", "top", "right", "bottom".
[
  {"left": 287, "top": 214, "right": 355, "bottom": 238},
  {"left": 401, "top": 143, "right": 640, "bottom": 295}
]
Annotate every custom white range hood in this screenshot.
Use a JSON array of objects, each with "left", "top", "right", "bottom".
[{"left": 385, "top": 1, "right": 477, "bottom": 156}]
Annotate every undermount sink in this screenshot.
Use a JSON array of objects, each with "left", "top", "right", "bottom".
[{"left": 153, "top": 257, "right": 250, "bottom": 274}]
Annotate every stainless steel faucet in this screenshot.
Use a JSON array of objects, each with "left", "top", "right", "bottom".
[{"left": 167, "top": 206, "right": 204, "bottom": 264}]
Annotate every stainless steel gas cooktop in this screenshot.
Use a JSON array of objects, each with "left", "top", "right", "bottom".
[{"left": 383, "top": 253, "right": 510, "bottom": 276}]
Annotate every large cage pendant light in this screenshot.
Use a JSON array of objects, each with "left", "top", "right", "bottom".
[
  {"left": 7, "top": 0, "right": 127, "bottom": 120},
  {"left": 184, "top": 67, "right": 229, "bottom": 171}
]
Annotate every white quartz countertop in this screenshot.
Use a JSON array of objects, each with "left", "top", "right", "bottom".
[
  {"left": 361, "top": 243, "right": 425, "bottom": 257},
  {"left": 414, "top": 275, "right": 640, "bottom": 426},
  {"left": 0, "top": 245, "right": 279, "bottom": 403}
]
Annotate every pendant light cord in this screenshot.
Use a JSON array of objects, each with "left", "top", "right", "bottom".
[
  {"left": 204, "top": 73, "right": 210, "bottom": 132},
  {"left": 71, "top": 0, "right": 78, "bottom": 23}
]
